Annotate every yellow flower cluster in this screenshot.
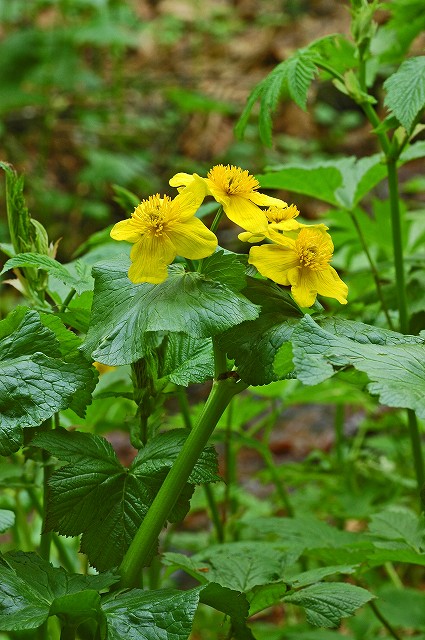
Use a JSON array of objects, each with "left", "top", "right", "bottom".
[{"left": 110, "top": 164, "right": 347, "bottom": 308}]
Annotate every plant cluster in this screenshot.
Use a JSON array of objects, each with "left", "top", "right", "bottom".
[{"left": 0, "top": 1, "right": 425, "bottom": 639}]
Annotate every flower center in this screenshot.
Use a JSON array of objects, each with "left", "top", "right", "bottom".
[
  {"left": 207, "top": 164, "right": 259, "bottom": 195},
  {"left": 132, "top": 194, "right": 172, "bottom": 236},
  {"left": 296, "top": 228, "right": 333, "bottom": 270},
  {"left": 266, "top": 204, "right": 299, "bottom": 223}
]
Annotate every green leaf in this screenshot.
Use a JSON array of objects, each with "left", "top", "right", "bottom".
[
  {"left": 291, "top": 315, "right": 425, "bottom": 417},
  {"left": 82, "top": 257, "right": 259, "bottom": 366},
  {"left": 0, "top": 309, "right": 96, "bottom": 455},
  {"left": 164, "top": 542, "right": 299, "bottom": 593},
  {"left": 218, "top": 278, "right": 301, "bottom": 385},
  {"left": 384, "top": 56, "right": 425, "bottom": 131},
  {"left": 0, "top": 558, "right": 50, "bottom": 630},
  {"left": 200, "top": 583, "right": 255, "bottom": 640},
  {"left": 248, "top": 566, "right": 356, "bottom": 617},
  {"left": 0, "top": 551, "right": 118, "bottom": 632},
  {"left": 258, "top": 143, "right": 425, "bottom": 210},
  {"left": 200, "top": 249, "right": 248, "bottom": 293},
  {"left": 246, "top": 515, "right": 373, "bottom": 565},
  {"left": 282, "top": 582, "right": 374, "bottom": 628},
  {"left": 1, "top": 253, "right": 94, "bottom": 295},
  {"left": 102, "top": 587, "right": 200, "bottom": 640},
  {"left": 368, "top": 507, "right": 425, "bottom": 551},
  {"left": 32, "top": 429, "right": 219, "bottom": 571},
  {"left": 162, "top": 334, "right": 214, "bottom": 386},
  {"left": 258, "top": 161, "right": 343, "bottom": 206},
  {"left": 0, "top": 510, "right": 15, "bottom": 534},
  {"left": 49, "top": 591, "right": 102, "bottom": 628}
]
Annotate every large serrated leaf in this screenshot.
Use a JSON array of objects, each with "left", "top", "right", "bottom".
[
  {"left": 0, "top": 309, "right": 96, "bottom": 453},
  {"left": 282, "top": 582, "right": 374, "bottom": 628},
  {"left": 218, "top": 278, "right": 301, "bottom": 385},
  {"left": 102, "top": 587, "right": 200, "bottom": 640},
  {"left": 32, "top": 429, "right": 219, "bottom": 571},
  {"left": 0, "top": 552, "right": 118, "bottom": 632},
  {"left": 82, "top": 257, "right": 259, "bottom": 366},
  {"left": 290, "top": 315, "right": 425, "bottom": 417},
  {"left": 384, "top": 56, "right": 425, "bottom": 131}
]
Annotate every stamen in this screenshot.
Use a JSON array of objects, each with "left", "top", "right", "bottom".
[
  {"left": 131, "top": 194, "right": 172, "bottom": 236},
  {"left": 296, "top": 228, "right": 333, "bottom": 270},
  {"left": 208, "top": 164, "right": 259, "bottom": 195}
]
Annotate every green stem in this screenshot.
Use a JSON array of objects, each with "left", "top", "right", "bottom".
[
  {"left": 348, "top": 210, "right": 394, "bottom": 330},
  {"left": 407, "top": 409, "right": 425, "bottom": 500},
  {"left": 385, "top": 160, "right": 424, "bottom": 500},
  {"left": 118, "top": 375, "right": 248, "bottom": 588},
  {"left": 334, "top": 404, "right": 345, "bottom": 467},
  {"left": 209, "top": 206, "right": 224, "bottom": 234},
  {"left": 386, "top": 160, "right": 408, "bottom": 334},
  {"left": 222, "top": 400, "right": 236, "bottom": 531},
  {"left": 369, "top": 601, "right": 403, "bottom": 640},
  {"left": 259, "top": 443, "right": 294, "bottom": 517},
  {"left": 59, "top": 288, "right": 77, "bottom": 313},
  {"left": 204, "top": 483, "right": 225, "bottom": 543},
  {"left": 39, "top": 419, "right": 53, "bottom": 562},
  {"left": 176, "top": 384, "right": 225, "bottom": 542}
]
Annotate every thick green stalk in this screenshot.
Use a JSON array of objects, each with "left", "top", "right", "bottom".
[
  {"left": 386, "top": 159, "right": 424, "bottom": 496},
  {"left": 360, "top": 93, "right": 425, "bottom": 501},
  {"left": 119, "top": 375, "right": 248, "bottom": 588},
  {"left": 176, "top": 384, "right": 225, "bottom": 543}
]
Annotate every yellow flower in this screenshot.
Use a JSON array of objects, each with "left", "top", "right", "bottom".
[
  {"left": 248, "top": 227, "right": 348, "bottom": 308},
  {"left": 238, "top": 204, "right": 328, "bottom": 243},
  {"left": 110, "top": 186, "right": 217, "bottom": 284},
  {"left": 170, "top": 164, "right": 288, "bottom": 233}
]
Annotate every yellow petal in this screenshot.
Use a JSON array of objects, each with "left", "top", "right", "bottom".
[
  {"left": 288, "top": 267, "right": 317, "bottom": 307},
  {"left": 110, "top": 219, "right": 141, "bottom": 243},
  {"left": 223, "top": 196, "right": 268, "bottom": 232},
  {"left": 249, "top": 192, "right": 288, "bottom": 208},
  {"left": 169, "top": 218, "right": 217, "bottom": 259},
  {"left": 128, "top": 235, "right": 176, "bottom": 284},
  {"left": 248, "top": 244, "right": 299, "bottom": 286},
  {"left": 238, "top": 231, "right": 266, "bottom": 243},
  {"left": 309, "top": 266, "right": 348, "bottom": 304},
  {"left": 174, "top": 175, "right": 209, "bottom": 221},
  {"left": 169, "top": 172, "right": 194, "bottom": 188}
]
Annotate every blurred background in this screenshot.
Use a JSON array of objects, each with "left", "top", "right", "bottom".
[{"left": 0, "top": 0, "right": 365, "bottom": 262}]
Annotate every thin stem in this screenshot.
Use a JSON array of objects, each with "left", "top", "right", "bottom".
[
  {"left": 204, "top": 484, "right": 225, "bottom": 543},
  {"left": 386, "top": 160, "right": 409, "bottom": 334},
  {"left": 118, "top": 375, "right": 248, "bottom": 588},
  {"left": 210, "top": 206, "right": 224, "bottom": 234},
  {"left": 407, "top": 409, "right": 425, "bottom": 502},
  {"left": 369, "top": 601, "right": 403, "bottom": 640},
  {"left": 334, "top": 404, "right": 345, "bottom": 467},
  {"left": 39, "top": 419, "right": 53, "bottom": 562},
  {"left": 348, "top": 210, "right": 394, "bottom": 330},
  {"left": 176, "top": 386, "right": 192, "bottom": 430},
  {"left": 222, "top": 400, "right": 236, "bottom": 531},
  {"left": 59, "top": 288, "right": 77, "bottom": 313},
  {"left": 259, "top": 443, "right": 294, "bottom": 517}
]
